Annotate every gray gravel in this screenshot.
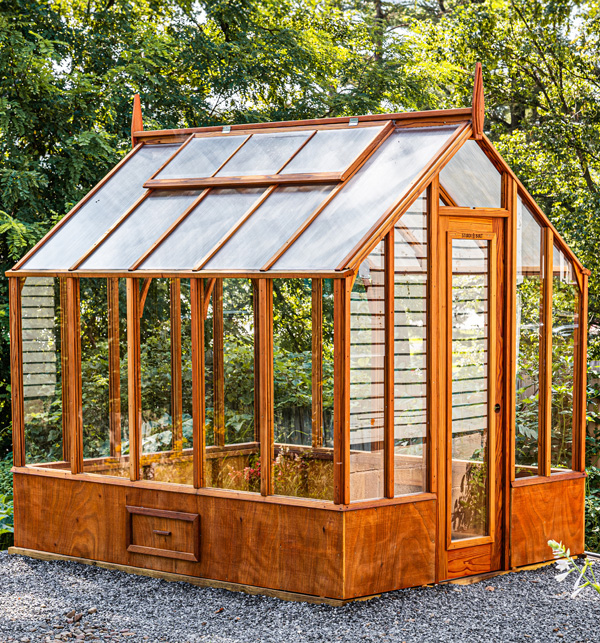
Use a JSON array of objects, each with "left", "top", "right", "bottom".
[{"left": 0, "top": 550, "right": 598, "bottom": 642}]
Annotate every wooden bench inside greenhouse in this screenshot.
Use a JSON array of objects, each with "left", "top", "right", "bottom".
[{"left": 7, "top": 66, "right": 588, "bottom": 601}]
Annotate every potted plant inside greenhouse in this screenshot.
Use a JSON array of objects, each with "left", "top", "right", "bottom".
[{"left": 6, "top": 65, "right": 589, "bottom": 602}]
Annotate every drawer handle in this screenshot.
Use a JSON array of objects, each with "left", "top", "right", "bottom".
[{"left": 153, "top": 529, "right": 171, "bottom": 537}]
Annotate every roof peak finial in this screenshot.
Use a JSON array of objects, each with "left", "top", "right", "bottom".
[
  {"left": 131, "top": 93, "right": 144, "bottom": 148},
  {"left": 472, "top": 62, "right": 484, "bottom": 140}
]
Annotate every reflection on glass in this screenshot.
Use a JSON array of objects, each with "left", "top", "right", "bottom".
[
  {"left": 394, "top": 193, "right": 427, "bottom": 495},
  {"left": 551, "top": 246, "right": 578, "bottom": 472},
  {"left": 515, "top": 200, "right": 543, "bottom": 477},
  {"left": 439, "top": 140, "right": 502, "bottom": 208},
  {"left": 450, "top": 239, "right": 490, "bottom": 540},
  {"left": 272, "top": 279, "right": 333, "bottom": 500},
  {"left": 350, "top": 242, "right": 385, "bottom": 501},
  {"left": 22, "top": 277, "right": 67, "bottom": 466}
]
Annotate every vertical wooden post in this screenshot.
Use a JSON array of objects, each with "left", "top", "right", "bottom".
[
  {"left": 573, "top": 272, "right": 589, "bottom": 472},
  {"left": 540, "top": 228, "right": 554, "bottom": 476},
  {"left": 213, "top": 279, "right": 225, "bottom": 448},
  {"left": 107, "top": 278, "right": 121, "bottom": 457},
  {"left": 127, "top": 278, "right": 141, "bottom": 481},
  {"left": 257, "top": 279, "right": 274, "bottom": 496},
  {"left": 59, "top": 278, "right": 71, "bottom": 463},
  {"left": 428, "top": 179, "right": 439, "bottom": 496},
  {"left": 66, "top": 278, "right": 83, "bottom": 474},
  {"left": 311, "top": 279, "right": 323, "bottom": 449},
  {"left": 384, "top": 231, "right": 395, "bottom": 499},
  {"left": 333, "top": 277, "right": 351, "bottom": 505},
  {"left": 9, "top": 277, "right": 25, "bottom": 467},
  {"left": 191, "top": 279, "right": 205, "bottom": 488},
  {"left": 170, "top": 279, "right": 183, "bottom": 453}
]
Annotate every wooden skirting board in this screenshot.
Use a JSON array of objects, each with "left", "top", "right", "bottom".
[{"left": 7, "top": 547, "right": 379, "bottom": 607}]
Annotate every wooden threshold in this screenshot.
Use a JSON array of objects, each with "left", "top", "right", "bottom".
[{"left": 7, "top": 547, "right": 377, "bottom": 606}]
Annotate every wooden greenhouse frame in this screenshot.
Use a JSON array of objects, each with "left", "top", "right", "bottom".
[{"left": 7, "top": 67, "right": 589, "bottom": 603}]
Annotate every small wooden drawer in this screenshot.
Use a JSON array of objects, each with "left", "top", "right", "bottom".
[{"left": 126, "top": 506, "right": 200, "bottom": 562}]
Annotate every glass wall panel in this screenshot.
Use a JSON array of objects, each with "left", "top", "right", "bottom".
[
  {"left": 551, "top": 246, "right": 578, "bottom": 472},
  {"left": 515, "top": 200, "right": 543, "bottom": 477},
  {"left": 272, "top": 279, "right": 333, "bottom": 500},
  {"left": 394, "top": 193, "right": 427, "bottom": 495},
  {"left": 21, "top": 277, "right": 67, "bottom": 466},
  {"left": 205, "top": 279, "right": 259, "bottom": 492},
  {"left": 22, "top": 144, "right": 180, "bottom": 270},
  {"left": 181, "top": 279, "right": 193, "bottom": 452},
  {"left": 450, "top": 238, "right": 491, "bottom": 540},
  {"left": 349, "top": 242, "right": 385, "bottom": 501},
  {"left": 323, "top": 279, "right": 334, "bottom": 448},
  {"left": 439, "top": 140, "right": 502, "bottom": 208}
]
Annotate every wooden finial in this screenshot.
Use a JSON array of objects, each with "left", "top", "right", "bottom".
[
  {"left": 472, "top": 63, "right": 484, "bottom": 140},
  {"left": 131, "top": 93, "right": 143, "bottom": 148}
]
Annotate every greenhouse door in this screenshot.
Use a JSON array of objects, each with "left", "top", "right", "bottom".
[{"left": 439, "top": 215, "right": 505, "bottom": 580}]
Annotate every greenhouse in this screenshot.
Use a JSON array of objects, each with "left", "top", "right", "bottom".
[{"left": 7, "top": 72, "right": 589, "bottom": 601}]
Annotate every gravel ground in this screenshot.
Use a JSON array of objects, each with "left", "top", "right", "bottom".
[{"left": 0, "top": 551, "right": 599, "bottom": 643}]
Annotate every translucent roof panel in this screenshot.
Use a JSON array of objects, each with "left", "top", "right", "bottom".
[
  {"left": 204, "top": 185, "right": 334, "bottom": 271},
  {"left": 280, "top": 126, "right": 384, "bottom": 175},
  {"left": 140, "top": 188, "right": 265, "bottom": 270},
  {"left": 80, "top": 190, "right": 201, "bottom": 270},
  {"left": 439, "top": 140, "right": 502, "bottom": 207},
  {"left": 216, "top": 131, "right": 313, "bottom": 176},
  {"left": 273, "top": 126, "right": 459, "bottom": 271},
  {"left": 153, "top": 135, "right": 249, "bottom": 180},
  {"left": 20, "top": 144, "right": 180, "bottom": 270}
]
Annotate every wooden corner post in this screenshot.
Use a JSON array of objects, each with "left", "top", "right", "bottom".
[
  {"left": 127, "top": 278, "right": 142, "bottom": 481},
  {"left": 384, "top": 231, "right": 395, "bottom": 499},
  {"left": 9, "top": 277, "right": 25, "bottom": 467}
]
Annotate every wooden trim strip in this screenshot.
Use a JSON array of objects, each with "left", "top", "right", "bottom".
[
  {"left": 511, "top": 470, "right": 586, "bottom": 488},
  {"left": 107, "top": 278, "right": 121, "bottom": 457},
  {"left": 127, "top": 278, "right": 142, "bottom": 481},
  {"left": 439, "top": 185, "right": 457, "bottom": 206},
  {"left": 146, "top": 134, "right": 195, "bottom": 181},
  {"left": 69, "top": 190, "right": 153, "bottom": 271},
  {"left": 487, "top": 231, "right": 498, "bottom": 544},
  {"left": 128, "top": 190, "right": 211, "bottom": 270},
  {"left": 574, "top": 273, "right": 588, "bottom": 472},
  {"left": 339, "top": 122, "right": 473, "bottom": 272},
  {"left": 9, "top": 278, "right": 25, "bottom": 467},
  {"left": 427, "top": 180, "right": 439, "bottom": 497},
  {"left": 170, "top": 279, "right": 183, "bottom": 454},
  {"left": 439, "top": 207, "right": 510, "bottom": 218},
  {"left": 540, "top": 228, "right": 554, "bottom": 477},
  {"left": 340, "top": 120, "right": 394, "bottom": 180},
  {"left": 257, "top": 279, "right": 274, "bottom": 496},
  {"left": 66, "top": 278, "right": 83, "bottom": 474},
  {"left": 12, "top": 144, "right": 144, "bottom": 271},
  {"left": 193, "top": 186, "right": 277, "bottom": 270},
  {"left": 144, "top": 174, "right": 341, "bottom": 190},
  {"left": 311, "top": 279, "right": 323, "bottom": 449},
  {"left": 384, "top": 232, "right": 395, "bottom": 499},
  {"left": 190, "top": 278, "right": 205, "bottom": 488}
]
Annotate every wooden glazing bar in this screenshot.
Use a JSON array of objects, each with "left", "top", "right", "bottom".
[
  {"left": 170, "top": 279, "right": 183, "bottom": 454},
  {"left": 69, "top": 190, "right": 153, "bottom": 271},
  {"left": 340, "top": 120, "right": 394, "bottom": 180},
  {"left": 311, "top": 279, "right": 324, "bottom": 449},
  {"left": 439, "top": 185, "right": 457, "bottom": 206},
  {"left": 66, "top": 278, "right": 83, "bottom": 475},
  {"left": 573, "top": 272, "right": 588, "bottom": 472},
  {"left": 213, "top": 279, "right": 225, "bottom": 448},
  {"left": 276, "top": 130, "right": 317, "bottom": 173},
  {"left": 9, "top": 277, "right": 25, "bottom": 467},
  {"left": 257, "top": 280, "right": 274, "bottom": 497},
  {"left": 487, "top": 233, "right": 498, "bottom": 544},
  {"left": 145, "top": 134, "right": 195, "bottom": 181},
  {"left": 127, "top": 278, "right": 142, "bottom": 481},
  {"left": 12, "top": 145, "right": 144, "bottom": 271},
  {"left": 144, "top": 174, "right": 341, "bottom": 190},
  {"left": 333, "top": 277, "right": 351, "bottom": 505},
  {"left": 107, "top": 278, "right": 121, "bottom": 457},
  {"left": 59, "top": 278, "right": 71, "bottom": 463},
  {"left": 540, "top": 228, "right": 554, "bottom": 477},
  {"left": 427, "top": 180, "right": 439, "bottom": 497},
  {"left": 210, "top": 135, "right": 252, "bottom": 176},
  {"left": 203, "top": 278, "right": 216, "bottom": 319},
  {"left": 139, "top": 278, "right": 153, "bottom": 316},
  {"left": 190, "top": 279, "right": 205, "bottom": 488},
  {"left": 193, "top": 186, "right": 277, "bottom": 271},
  {"left": 384, "top": 232, "right": 395, "bottom": 499},
  {"left": 129, "top": 190, "right": 211, "bottom": 270}
]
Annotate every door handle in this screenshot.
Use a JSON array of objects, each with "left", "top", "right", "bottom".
[{"left": 494, "top": 403, "right": 501, "bottom": 413}]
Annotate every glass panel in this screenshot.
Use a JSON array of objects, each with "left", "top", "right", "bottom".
[
  {"left": 323, "top": 279, "right": 334, "bottom": 448},
  {"left": 350, "top": 242, "right": 385, "bottom": 502},
  {"left": 551, "top": 246, "right": 578, "bottom": 472},
  {"left": 280, "top": 126, "right": 384, "bottom": 174},
  {"left": 273, "top": 126, "right": 458, "bottom": 271},
  {"left": 140, "top": 188, "right": 264, "bottom": 270},
  {"left": 439, "top": 140, "right": 502, "bottom": 208},
  {"left": 217, "top": 131, "right": 312, "bottom": 176},
  {"left": 515, "top": 199, "right": 543, "bottom": 477},
  {"left": 204, "top": 186, "right": 333, "bottom": 270},
  {"left": 181, "top": 279, "right": 193, "bottom": 453},
  {"left": 80, "top": 190, "right": 201, "bottom": 270},
  {"left": 80, "top": 278, "right": 128, "bottom": 478},
  {"left": 272, "top": 279, "right": 333, "bottom": 500},
  {"left": 205, "top": 279, "right": 259, "bottom": 492},
  {"left": 450, "top": 238, "right": 490, "bottom": 540},
  {"left": 21, "top": 144, "right": 180, "bottom": 270},
  {"left": 119, "top": 279, "right": 129, "bottom": 463},
  {"left": 22, "top": 277, "right": 67, "bottom": 466},
  {"left": 154, "top": 135, "right": 248, "bottom": 179},
  {"left": 394, "top": 193, "right": 427, "bottom": 495}
]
